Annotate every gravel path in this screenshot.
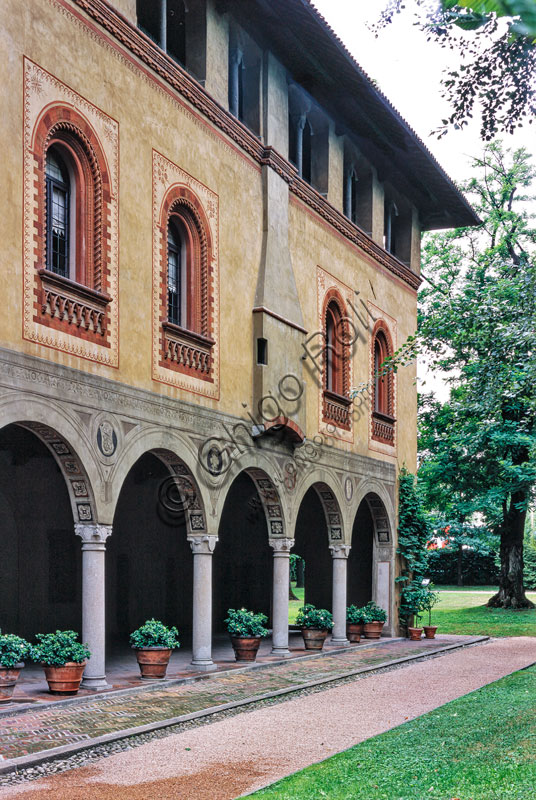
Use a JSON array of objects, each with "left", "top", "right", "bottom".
[{"left": 2, "top": 637, "right": 535, "bottom": 800}]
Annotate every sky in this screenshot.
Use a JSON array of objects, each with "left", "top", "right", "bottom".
[
  {"left": 311, "top": 0, "right": 534, "bottom": 183},
  {"left": 311, "top": 0, "right": 534, "bottom": 401}
]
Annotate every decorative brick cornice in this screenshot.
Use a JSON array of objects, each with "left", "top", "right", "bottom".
[
  {"left": 69, "top": 0, "right": 421, "bottom": 292},
  {"left": 260, "top": 146, "right": 298, "bottom": 184}
]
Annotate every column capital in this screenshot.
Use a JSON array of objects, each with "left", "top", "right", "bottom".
[
  {"left": 75, "top": 523, "right": 112, "bottom": 551},
  {"left": 188, "top": 534, "right": 218, "bottom": 555},
  {"left": 269, "top": 537, "right": 294, "bottom": 555},
  {"left": 330, "top": 543, "right": 351, "bottom": 559}
]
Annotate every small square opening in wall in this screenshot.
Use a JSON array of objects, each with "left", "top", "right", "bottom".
[{"left": 257, "top": 337, "right": 268, "bottom": 365}]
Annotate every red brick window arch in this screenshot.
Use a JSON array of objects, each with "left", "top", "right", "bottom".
[
  {"left": 322, "top": 293, "right": 351, "bottom": 431},
  {"left": 33, "top": 106, "right": 112, "bottom": 342},
  {"left": 371, "top": 323, "right": 396, "bottom": 445},
  {"left": 159, "top": 187, "right": 215, "bottom": 381}
]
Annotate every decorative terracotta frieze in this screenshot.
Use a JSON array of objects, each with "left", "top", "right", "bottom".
[
  {"left": 38, "top": 269, "right": 111, "bottom": 337},
  {"left": 372, "top": 411, "right": 396, "bottom": 444},
  {"left": 323, "top": 389, "right": 352, "bottom": 431}
]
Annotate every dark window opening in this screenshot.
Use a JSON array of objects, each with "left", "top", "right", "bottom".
[
  {"left": 228, "top": 28, "right": 261, "bottom": 135},
  {"left": 345, "top": 169, "right": 359, "bottom": 224},
  {"left": 384, "top": 200, "right": 398, "bottom": 255},
  {"left": 136, "top": 0, "right": 206, "bottom": 81},
  {"left": 374, "top": 333, "right": 390, "bottom": 415},
  {"left": 167, "top": 0, "right": 186, "bottom": 65},
  {"left": 325, "top": 302, "right": 343, "bottom": 395},
  {"left": 302, "top": 118, "right": 312, "bottom": 185},
  {"left": 45, "top": 147, "right": 70, "bottom": 278},
  {"left": 167, "top": 220, "right": 183, "bottom": 326},
  {"left": 257, "top": 337, "right": 268, "bottom": 365}
]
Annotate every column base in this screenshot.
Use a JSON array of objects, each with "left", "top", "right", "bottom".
[
  {"left": 271, "top": 647, "right": 292, "bottom": 658},
  {"left": 190, "top": 660, "right": 218, "bottom": 672},
  {"left": 81, "top": 676, "right": 109, "bottom": 690},
  {"left": 329, "top": 638, "right": 350, "bottom": 647}
]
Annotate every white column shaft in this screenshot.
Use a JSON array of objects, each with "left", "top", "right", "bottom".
[
  {"left": 270, "top": 538, "right": 293, "bottom": 657},
  {"left": 76, "top": 524, "right": 111, "bottom": 690},
  {"left": 331, "top": 546, "right": 350, "bottom": 646},
  {"left": 189, "top": 535, "right": 217, "bottom": 671}
]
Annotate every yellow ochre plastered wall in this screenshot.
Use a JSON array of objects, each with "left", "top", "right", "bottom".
[{"left": 0, "top": 0, "right": 418, "bottom": 473}]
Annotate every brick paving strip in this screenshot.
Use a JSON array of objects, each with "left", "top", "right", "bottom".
[{"left": 0, "top": 635, "right": 487, "bottom": 774}]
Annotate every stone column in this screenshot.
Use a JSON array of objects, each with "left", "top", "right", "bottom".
[
  {"left": 189, "top": 535, "right": 218, "bottom": 671},
  {"left": 270, "top": 538, "right": 294, "bottom": 657},
  {"left": 330, "top": 544, "right": 351, "bottom": 646},
  {"left": 75, "top": 523, "right": 111, "bottom": 690}
]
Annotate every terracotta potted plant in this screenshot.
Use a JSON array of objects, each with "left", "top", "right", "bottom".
[
  {"left": 33, "top": 630, "right": 90, "bottom": 695},
  {"left": 296, "top": 604, "right": 333, "bottom": 650},
  {"left": 422, "top": 585, "right": 440, "bottom": 639},
  {"left": 130, "top": 619, "right": 180, "bottom": 679},
  {"left": 346, "top": 605, "right": 367, "bottom": 643},
  {"left": 362, "top": 601, "right": 387, "bottom": 639},
  {"left": 225, "top": 608, "right": 269, "bottom": 662},
  {"left": 0, "top": 631, "right": 33, "bottom": 704},
  {"left": 401, "top": 584, "right": 427, "bottom": 640}
]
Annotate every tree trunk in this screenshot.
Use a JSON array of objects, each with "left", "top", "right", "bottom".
[
  {"left": 487, "top": 496, "right": 535, "bottom": 609},
  {"left": 296, "top": 558, "right": 305, "bottom": 589},
  {"left": 289, "top": 579, "right": 299, "bottom": 601},
  {"left": 457, "top": 544, "right": 463, "bottom": 586}
]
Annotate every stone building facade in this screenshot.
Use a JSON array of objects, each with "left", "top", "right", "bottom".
[{"left": 0, "top": 0, "right": 477, "bottom": 686}]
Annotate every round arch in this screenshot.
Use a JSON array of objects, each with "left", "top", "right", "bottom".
[
  {"left": 109, "top": 427, "right": 210, "bottom": 536},
  {"left": 213, "top": 463, "right": 286, "bottom": 630},
  {"left": 0, "top": 396, "right": 100, "bottom": 523},
  {"left": 210, "top": 450, "right": 288, "bottom": 537},
  {"left": 292, "top": 470, "right": 347, "bottom": 544},
  {"left": 349, "top": 482, "right": 396, "bottom": 635}
]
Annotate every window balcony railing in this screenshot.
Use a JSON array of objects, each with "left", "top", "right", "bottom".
[
  {"left": 372, "top": 410, "right": 396, "bottom": 444},
  {"left": 163, "top": 321, "right": 214, "bottom": 376},
  {"left": 323, "top": 389, "right": 352, "bottom": 430},
  {"left": 38, "top": 269, "right": 111, "bottom": 336}
]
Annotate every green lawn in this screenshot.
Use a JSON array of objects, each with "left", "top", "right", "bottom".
[
  {"left": 431, "top": 588, "right": 536, "bottom": 637},
  {"left": 289, "top": 584, "right": 305, "bottom": 624},
  {"left": 251, "top": 665, "right": 536, "bottom": 800},
  {"left": 288, "top": 585, "right": 536, "bottom": 636}
]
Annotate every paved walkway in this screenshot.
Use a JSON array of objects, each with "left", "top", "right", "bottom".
[
  {"left": 0, "top": 635, "right": 484, "bottom": 771},
  {"left": 1, "top": 637, "right": 534, "bottom": 800}
]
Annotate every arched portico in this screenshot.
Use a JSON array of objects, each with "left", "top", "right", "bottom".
[
  {"left": 214, "top": 463, "right": 292, "bottom": 656},
  {"left": 0, "top": 414, "right": 109, "bottom": 688},
  {"left": 349, "top": 485, "right": 396, "bottom": 636},
  {"left": 293, "top": 477, "right": 349, "bottom": 645},
  {"left": 109, "top": 440, "right": 214, "bottom": 670}
]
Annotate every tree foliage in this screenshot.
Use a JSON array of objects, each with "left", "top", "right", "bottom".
[
  {"left": 375, "top": 1, "right": 536, "bottom": 140},
  {"left": 418, "top": 141, "right": 536, "bottom": 607}
]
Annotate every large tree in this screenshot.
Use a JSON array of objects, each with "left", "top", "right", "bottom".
[
  {"left": 375, "top": 1, "right": 536, "bottom": 140},
  {"left": 418, "top": 142, "right": 536, "bottom": 608}
]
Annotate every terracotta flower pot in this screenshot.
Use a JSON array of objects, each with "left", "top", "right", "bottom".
[
  {"left": 230, "top": 636, "right": 261, "bottom": 662},
  {"left": 43, "top": 662, "right": 86, "bottom": 694},
  {"left": 134, "top": 647, "right": 173, "bottom": 679},
  {"left": 423, "top": 626, "right": 438, "bottom": 639},
  {"left": 0, "top": 663, "right": 24, "bottom": 704},
  {"left": 363, "top": 621, "right": 384, "bottom": 639},
  {"left": 301, "top": 628, "right": 328, "bottom": 650},
  {"left": 346, "top": 623, "right": 363, "bottom": 643},
  {"left": 408, "top": 627, "right": 424, "bottom": 641}
]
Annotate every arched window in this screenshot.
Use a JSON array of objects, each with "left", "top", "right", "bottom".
[
  {"left": 325, "top": 301, "right": 342, "bottom": 395},
  {"left": 372, "top": 327, "right": 395, "bottom": 445},
  {"left": 374, "top": 333, "right": 389, "bottom": 414},
  {"left": 167, "top": 219, "right": 184, "bottom": 326},
  {"left": 159, "top": 186, "right": 215, "bottom": 383},
  {"left": 45, "top": 147, "right": 71, "bottom": 278},
  {"left": 322, "top": 297, "right": 351, "bottom": 431}
]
